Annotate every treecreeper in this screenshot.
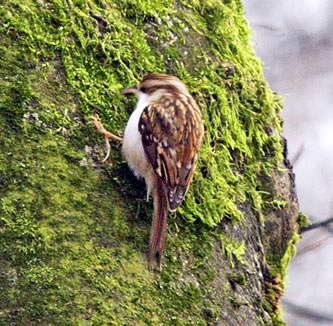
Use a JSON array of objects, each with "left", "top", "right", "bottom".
[{"left": 94, "top": 73, "right": 204, "bottom": 270}]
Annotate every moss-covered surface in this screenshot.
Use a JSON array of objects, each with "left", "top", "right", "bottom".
[{"left": 0, "top": 0, "right": 299, "bottom": 325}]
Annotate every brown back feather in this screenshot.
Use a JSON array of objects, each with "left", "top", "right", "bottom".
[{"left": 139, "top": 93, "right": 203, "bottom": 211}]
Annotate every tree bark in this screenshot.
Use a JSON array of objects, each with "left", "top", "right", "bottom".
[{"left": 0, "top": 1, "right": 299, "bottom": 325}]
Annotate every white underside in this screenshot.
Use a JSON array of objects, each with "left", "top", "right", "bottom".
[{"left": 122, "top": 93, "right": 154, "bottom": 198}]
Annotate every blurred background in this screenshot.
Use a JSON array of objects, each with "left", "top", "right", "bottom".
[{"left": 242, "top": 1, "right": 333, "bottom": 325}]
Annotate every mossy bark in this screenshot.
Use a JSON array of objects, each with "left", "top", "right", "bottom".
[{"left": 0, "top": 1, "right": 299, "bottom": 325}]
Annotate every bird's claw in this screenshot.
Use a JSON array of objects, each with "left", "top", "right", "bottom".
[{"left": 91, "top": 114, "right": 123, "bottom": 162}]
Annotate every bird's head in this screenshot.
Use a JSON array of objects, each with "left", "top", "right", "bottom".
[{"left": 121, "top": 73, "right": 190, "bottom": 101}]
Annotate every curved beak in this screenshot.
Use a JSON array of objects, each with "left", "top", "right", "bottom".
[{"left": 120, "top": 87, "right": 138, "bottom": 95}]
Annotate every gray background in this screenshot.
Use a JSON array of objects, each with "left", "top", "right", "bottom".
[{"left": 243, "top": 1, "right": 333, "bottom": 325}]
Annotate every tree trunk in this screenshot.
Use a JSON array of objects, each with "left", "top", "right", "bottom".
[{"left": 0, "top": 0, "right": 300, "bottom": 325}]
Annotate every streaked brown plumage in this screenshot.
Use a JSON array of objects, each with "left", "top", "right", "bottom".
[{"left": 94, "top": 73, "right": 204, "bottom": 270}]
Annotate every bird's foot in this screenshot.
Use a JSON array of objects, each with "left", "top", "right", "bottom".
[{"left": 92, "top": 115, "right": 123, "bottom": 162}]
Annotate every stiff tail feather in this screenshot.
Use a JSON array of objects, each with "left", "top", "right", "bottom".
[{"left": 148, "top": 179, "right": 168, "bottom": 271}]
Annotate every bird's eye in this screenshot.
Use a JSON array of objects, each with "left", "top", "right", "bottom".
[{"left": 140, "top": 86, "right": 147, "bottom": 93}]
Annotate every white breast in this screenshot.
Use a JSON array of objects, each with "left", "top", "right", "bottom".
[{"left": 122, "top": 93, "right": 150, "bottom": 180}]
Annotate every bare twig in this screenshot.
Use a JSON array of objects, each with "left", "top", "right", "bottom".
[
  {"left": 300, "top": 216, "right": 333, "bottom": 234},
  {"left": 297, "top": 235, "right": 333, "bottom": 256},
  {"left": 290, "top": 144, "right": 305, "bottom": 166},
  {"left": 282, "top": 298, "right": 333, "bottom": 323}
]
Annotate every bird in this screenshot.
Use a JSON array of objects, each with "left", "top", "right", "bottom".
[{"left": 93, "top": 73, "right": 204, "bottom": 270}]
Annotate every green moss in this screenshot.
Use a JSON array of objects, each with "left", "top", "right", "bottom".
[
  {"left": 264, "top": 227, "right": 298, "bottom": 325},
  {"left": 229, "top": 273, "right": 247, "bottom": 287},
  {"left": 297, "top": 212, "right": 311, "bottom": 228},
  {"left": 2, "top": 0, "right": 283, "bottom": 227},
  {"left": 0, "top": 0, "right": 292, "bottom": 324},
  {"left": 219, "top": 233, "right": 245, "bottom": 267}
]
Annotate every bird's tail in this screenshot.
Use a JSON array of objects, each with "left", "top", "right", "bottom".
[{"left": 148, "top": 179, "right": 168, "bottom": 271}]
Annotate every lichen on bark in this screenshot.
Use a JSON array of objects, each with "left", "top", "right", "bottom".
[{"left": 0, "top": 0, "right": 299, "bottom": 325}]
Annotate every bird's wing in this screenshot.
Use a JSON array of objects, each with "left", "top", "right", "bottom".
[{"left": 139, "top": 94, "right": 203, "bottom": 211}]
